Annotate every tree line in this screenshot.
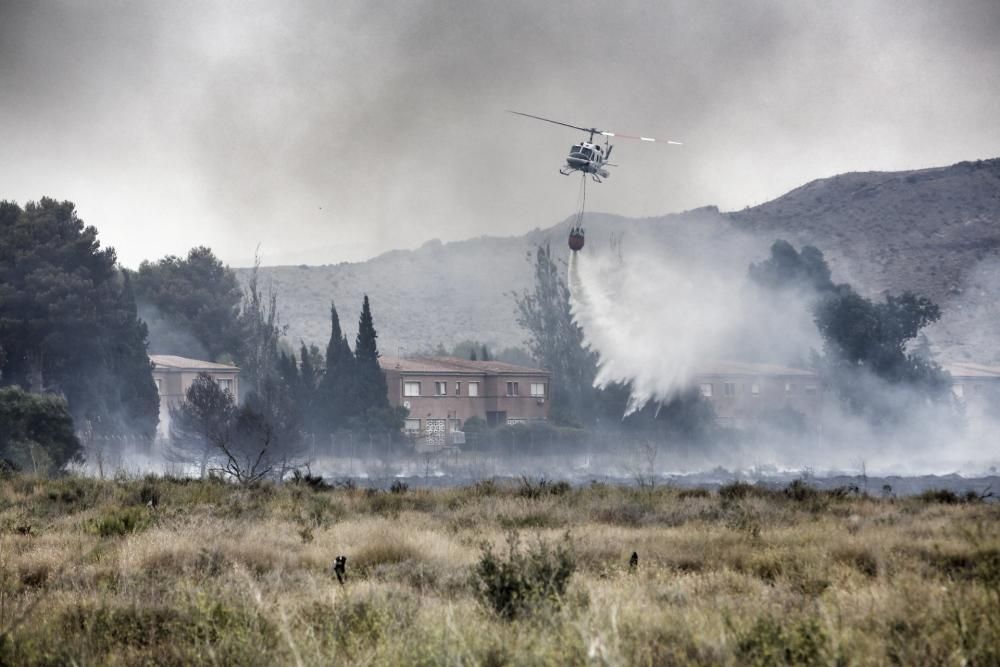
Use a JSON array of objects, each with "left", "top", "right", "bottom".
[{"left": 0, "top": 198, "right": 403, "bottom": 477}]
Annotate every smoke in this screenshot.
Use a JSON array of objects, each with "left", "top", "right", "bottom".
[
  {"left": 567, "top": 230, "right": 1000, "bottom": 476},
  {"left": 2, "top": 1, "right": 999, "bottom": 266},
  {"left": 569, "top": 226, "right": 819, "bottom": 413},
  {"left": 137, "top": 302, "right": 210, "bottom": 360}
]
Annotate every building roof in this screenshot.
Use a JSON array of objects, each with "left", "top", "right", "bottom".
[
  {"left": 379, "top": 356, "right": 549, "bottom": 376},
  {"left": 696, "top": 360, "right": 816, "bottom": 377},
  {"left": 943, "top": 361, "right": 1000, "bottom": 379},
  {"left": 149, "top": 355, "right": 240, "bottom": 372}
]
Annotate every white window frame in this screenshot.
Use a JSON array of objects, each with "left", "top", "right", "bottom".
[
  {"left": 750, "top": 383, "right": 760, "bottom": 397},
  {"left": 506, "top": 381, "right": 519, "bottom": 397},
  {"left": 404, "top": 418, "right": 421, "bottom": 432},
  {"left": 434, "top": 381, "right": 448, "bottom": 396},
  {"left": 403, "top": 381, "right": 421, "bottom": 397},
  {"left": 724, "top": 382, "right": 736, "bottom": 397},
  {"left": 455, "top": 381, "right": 461, "bottom": 396},
  {"left": 467, "top": 382, "right": 480, "bottom": 397},
  {"left": 530, "top": 382, "right": 545, "bottom": 397},
  {"left": 699, "top": 383, "right": 713, "bottom": 398}
]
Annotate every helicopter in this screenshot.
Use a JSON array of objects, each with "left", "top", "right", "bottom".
[{"left": 507, "top": 110, "right": 682, "bottom": 183}]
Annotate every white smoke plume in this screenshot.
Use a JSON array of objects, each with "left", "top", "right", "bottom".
[
  {"left": 568, "top": 232, "right": 820, "bottom": 415},
  {"left": 567, "top": 232, "right": 1000, "bottom": 476}
]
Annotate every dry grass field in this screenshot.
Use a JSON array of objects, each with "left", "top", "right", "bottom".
[{"left": 0, "top": 475, "right": 997, "bottom": 666}]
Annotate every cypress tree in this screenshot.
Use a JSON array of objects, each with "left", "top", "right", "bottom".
[
  {"left": 354, "top": 295, "right": 389, "bottom": 414},
  {"left": 319, "top": 301, "right": 355, "bottom": 430},
  {"left": 480, "top": 344, "right": 490, "bottom": 362}
]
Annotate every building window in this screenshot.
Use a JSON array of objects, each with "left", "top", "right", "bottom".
[
  {"left": 467, "top": 382, "right": 480, "bottom": 397},
  {"left": 952, "top": 384, "right": 965, "bottom": 399},
  {"left": 699, "top": 383, "right": 713, "bottom": 398},
  {"left": 217, "top": 378, "right": 233, "bottom": 394},
  {"left": 805, "top": 385, "right": 818, "bottom": 395},
  {"left": 724, "top": 382, "right": 736, "bottom": 397},
  {"left": 434, "top": 381, "right": 447, "bottom": 396},
  {"left": 506, "top": 381, "right": 519, "bottom": 396},
  {"left": 404, "top": 418, "right": 421, "bottom": 432},
  {"left": 403, "top": 381, "right": 421, "bottom": 397},
  {"left": 750, "top": 383, "right": 760, "bottom": 396},
  {"left": 785, "top": 382, "right": 795, "bottom": 394},
  {"left": 530, "top": 383, "right": 545, "bottom": 397},
  {"left": 455, "top": 382, "right": 461, "bottom": 396}
]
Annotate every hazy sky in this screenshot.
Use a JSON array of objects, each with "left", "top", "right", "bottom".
[{"left": 2, "top": 0, "right": 999, "bottom": 267}]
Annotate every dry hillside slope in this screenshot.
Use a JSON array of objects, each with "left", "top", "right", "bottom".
[{"left": 242, "top": 158, "right": 1000, "bottom": 362}]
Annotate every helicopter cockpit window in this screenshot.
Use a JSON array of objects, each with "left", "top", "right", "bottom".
[
  {"left": 570, "top": 145, "right": 582, "bottom": 154},
  {"left": 580, "top": 147, "right": 594, "bottom": 159}
]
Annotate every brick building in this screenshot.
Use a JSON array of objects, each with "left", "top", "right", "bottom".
[
  {"left": 150, "top": 355, "right": 240, "bottom": 438},
  {"left": 380, "top": 356, "right": 550, "bottom": 447},
  {"left": 691, "top": 361, "right": 822, "bottom": 428}
]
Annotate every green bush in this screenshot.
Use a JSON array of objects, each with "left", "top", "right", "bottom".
[
  {"left": 92, "top": 506, "right": 151, "bottom": 538},
  {"left": 474, "top": 530, "right": 575, "bottom": 620},
  {"left": 737, "top": 616, "right": 829, "bottom": 666},
  {"left": 917, "top": 488, "right": 961, "bottom": 504}
]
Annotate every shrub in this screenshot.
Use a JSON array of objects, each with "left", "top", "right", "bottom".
[
  {"left": 139, "top": 482, "right": 161, "bottom": 508},
  {"left": 718, "top": 481, "right": 766, "bottom": 501},
  {"left": 474, "top": 530, "right": 575, "bottom": 620},
  {"left": 784, "top": 479, "right": 820, "bottom": 502},
  {"left": 917, "top": 488, "right": 960, "bottom": 504},
  {"left": 290, "top": 469, "right": 330, "bottom": 490},
  {"left": 736, "top": 616, "right": 828, "bottom": 666},
  {"left": 677, "top": 487, "right": 711, "bottom": 499},
  {"left": 92, "top": 506, "right": 151, "bottom": 537},
  {"left": 517, "top": 476, "right": 571, "bottom": 499}
]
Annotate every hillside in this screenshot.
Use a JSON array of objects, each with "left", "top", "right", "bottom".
[{"left": 242, "top": 158, "right": 1000, "bottom": 362}]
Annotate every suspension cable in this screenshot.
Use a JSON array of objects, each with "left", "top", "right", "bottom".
[{"left": 574, "top": 173, "right": 587, "bottom": 229}]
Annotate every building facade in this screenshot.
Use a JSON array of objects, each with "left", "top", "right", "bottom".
[
  {"left": 944, "top": 361, "right": 1000, "bottom": 420},
  {"left": 690, "top": 361, "right": 822, "bottom": 428},
  {"left": 150, "top": 355, "right": 240, "bottom": 438},
  {"left": 380, "top": 356, "right": 550, "bottom": 447}
]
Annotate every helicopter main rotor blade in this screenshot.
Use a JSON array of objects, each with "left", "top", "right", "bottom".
[
  {"left": 600, "top": 131, "right": 683, "bottom": 145},
  {"left": 506, "top": 110, "right": 598, "bottom": 135}
]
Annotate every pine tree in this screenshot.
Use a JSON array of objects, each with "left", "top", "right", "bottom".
[
  {"left": 0, "top": 199, "right": 160, "bottom": 437},
  {"left": 514, "top": 243, "right": 599, "bottom": 425},
  {"left": 236, "top": 255, "right": 285, "bottom": 396},
  {"left": 106, "top": 271, "right": 161, "bottom": 438}
]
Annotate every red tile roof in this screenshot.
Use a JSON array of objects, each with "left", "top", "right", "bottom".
[{"left": 379, "top": 356, "right": 548, "bottom": 375}]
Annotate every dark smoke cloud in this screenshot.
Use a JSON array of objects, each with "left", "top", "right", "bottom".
[{"left": 2, "top": 0, "right": 999, "bottom": 267}]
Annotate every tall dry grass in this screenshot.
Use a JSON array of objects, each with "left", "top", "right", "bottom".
[{"left": 0, "top": 475, "right": 996, "bottom": 665}]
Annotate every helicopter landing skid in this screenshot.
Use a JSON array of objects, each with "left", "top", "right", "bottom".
[{"left": 559, "top": 166, "right": 575, "bottom": 176}]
